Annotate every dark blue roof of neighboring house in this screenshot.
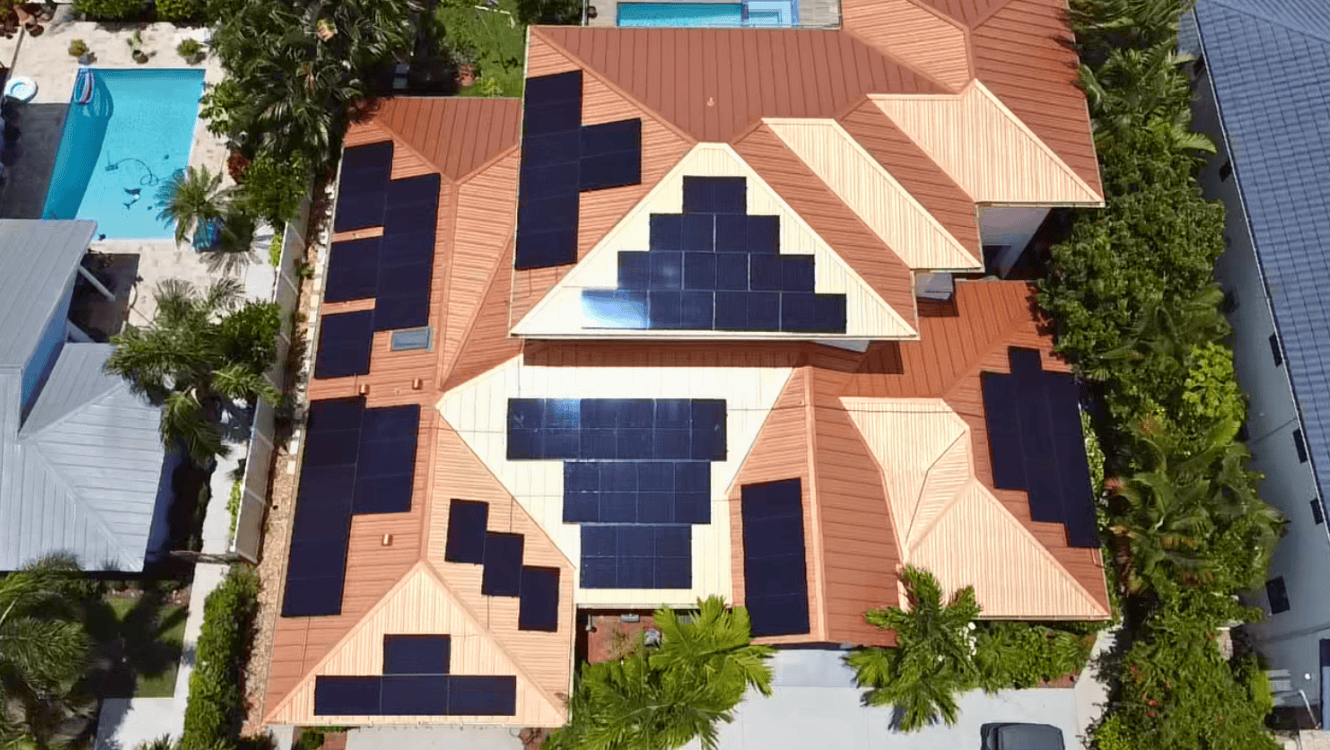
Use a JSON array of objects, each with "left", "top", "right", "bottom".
[{"left": 1194, "top": 0, "right": 1330, "bottom": 500}]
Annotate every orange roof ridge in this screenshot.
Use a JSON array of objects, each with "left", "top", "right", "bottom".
[
  {"left": 370, "top": 98, "right": 523, "bottom": 182},
  {"left": 732, "top": 125, "right": 919, "bottom": 334},
  {"left": 841, "top": 0, "right": 974, "bottom": 92}
]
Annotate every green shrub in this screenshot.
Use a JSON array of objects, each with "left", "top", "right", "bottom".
[
  {"left": 74, "top": 0, "right": 148, "bottom": 19},
  {"left": 239, "top": 151, "right": 309, "bottom": 227},
  {"left": 268, "top": 229, "right": 284, "bottom": 268},
  {"left": 179, "top": 567, "right": 259, "bottom": 750},
  {"left": 227, "top": 479, "right": 241, "bottom": 539},
  {"left": 217, "top": 301, "right": 282, "bottom": 377},
  {"left": 973, "top": 622, "right": 1095, "bottom": 693},
  {"left": 68, "top": 39, "right": 89, "bottom": 57},
  {"left": 158, "top": 0, "right": 205, "bottom": 21},
  {"left": 177, "top": 38, "right": 203, "bottom": 60}
]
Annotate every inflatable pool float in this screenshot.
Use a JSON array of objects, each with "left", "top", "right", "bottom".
[{"left": 5, "top": 76, "right": 37, "bottom": 102}]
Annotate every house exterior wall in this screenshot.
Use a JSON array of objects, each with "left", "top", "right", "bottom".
[
  {"left": 20, "top": 280, "right": 74, "bottom": 416},
  {"left": 977, "top": 206, "right": 1050, "bottom": 275},
  {"left": 1191, "top": 48, "right": 1330, "bottom": 712}
]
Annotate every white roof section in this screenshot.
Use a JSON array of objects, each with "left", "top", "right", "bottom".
[
  {"left": 0, "top": 342, "right": 168, "bottom": 571},
  {"left": 0, "top": 220, "right": 95, "bottom": 369}
]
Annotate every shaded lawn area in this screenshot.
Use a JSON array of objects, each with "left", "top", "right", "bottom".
[{"left": 85, "top": 595, "right": 188, "bottom": 699}]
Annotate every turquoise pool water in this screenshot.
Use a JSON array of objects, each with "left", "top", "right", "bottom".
[
  {"left": 617, "top": 1, "right": 795, "bottom": 26},
  {"left": 42, "top": 68, "right": 206, "bottom": 239}
]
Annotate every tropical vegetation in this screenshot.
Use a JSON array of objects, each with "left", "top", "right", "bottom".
[
  {"left": 1036, "top": 0, "right": 1286, "bottom": 746},
  {"left": 178, "top": 567, "right": 259, "bottom": 750},
  {"left": 847, "top": 567, "right": 1093, "bottom": 732},
  {"left": 547, "top": 597, "right": 774, "bottom": 750},
  {"left": 106, "top": 278, "right": 282, "bottom": 465},
  {"left": 0, "top": 556, "right": 91, "bottom": 750}
]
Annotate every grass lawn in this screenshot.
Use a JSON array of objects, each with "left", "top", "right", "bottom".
[
  {"left": 88, "top": 596, "right": 188, "bottom": 699},
  {"left": 435, "top": 0, "right": 527, "bottom": 97}
]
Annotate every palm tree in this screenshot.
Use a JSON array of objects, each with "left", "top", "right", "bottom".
[
  {"left": 547, "top": 597, "right": 773, "bottom": 750},
  {"left": 0, "top": 556, "right": 91, "bottom": 750},
  {"left": 1109, "top": 416, "right": 1283, "bottom": 594},
  {"left": 106, "top": 278, "right": 282, "bottom": 464},
  {"left": 156, "top": 167, "right": 230, "bottom": 246},
  {"left": 1079, "top": 42, "right": 1214, "bottom": 154},
  {"left": 846, "top": 566, "right": 980, "bottom": 732}
]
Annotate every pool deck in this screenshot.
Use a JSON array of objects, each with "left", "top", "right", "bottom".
[
  {"left": 0, "top": 8, "right": 259, "bottom": 326},
  {"left": 590, "top": 0, "right": 839, "bottom": 28}
]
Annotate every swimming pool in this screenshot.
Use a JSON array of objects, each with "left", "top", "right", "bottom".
[
  {"left": 42, "top": 68, "right": 206, "bottom": 239},
  {"left": 617, "top": 0, "right": 795, "bottom": 27}
]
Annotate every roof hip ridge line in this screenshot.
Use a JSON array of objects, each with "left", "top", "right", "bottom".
[{"left": 529, "top": 27, "right": 698, "bottom": 146}]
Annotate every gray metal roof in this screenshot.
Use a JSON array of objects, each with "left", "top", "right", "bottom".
[
  {"left": 0, "top": 343, "right": 167, "bottom": 572},
  {"left": 0, "top": 220, "right": 96, "bottom": 370},
  {"left": 1194, "top": 0, "right": 1330, "bottom": 503}
]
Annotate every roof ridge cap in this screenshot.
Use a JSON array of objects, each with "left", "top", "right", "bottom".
[
  {"left": 366, "top": 117, "right": 458, "bottom": 186},
  {"left": 22, "top": 368, "right": 125, "bottom": 440},
  {"left": 22, "top": 434, "right": 137, "bottom": 568}
]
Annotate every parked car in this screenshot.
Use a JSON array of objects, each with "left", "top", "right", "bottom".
[{"left": 981, "top": 723, "right": 1066, "bottom": 750}]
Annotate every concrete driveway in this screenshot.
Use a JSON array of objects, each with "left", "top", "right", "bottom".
[{"left": 682, "top": 649, "right": 1084, "bottom": 750}]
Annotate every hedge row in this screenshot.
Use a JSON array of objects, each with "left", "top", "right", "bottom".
[{"left": 179, "top": 566, "right": 259, "bottom": 750}]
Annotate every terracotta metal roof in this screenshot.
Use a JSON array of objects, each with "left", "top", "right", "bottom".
[
  {"left": 532, "top": 26, "right": 948, "bottom": 144},
  {"left": 260, "top": 102, "right": 579, "bottom": 727},
  {"left": 359, "top": 98, "right": 524, "bottom": 182}
]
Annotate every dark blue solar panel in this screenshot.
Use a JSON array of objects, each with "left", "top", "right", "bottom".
[
  {"left": 523, "top": 129, "right": 581, "bottom": 169},
  {"left": 314, "top": 676, "right": 382, "bottom": 716},
  {"left": 982, "top": 348, "right": 1099, "bottom": 549},
  {"left": 384, "top": 205, "right": 436, "bottom": 236},
  {"left": 482, "top": 533, "right": 524, "bottom": 596},
  {"left": 516, "top": 229, "right": 579, "bottom": 270},
  {"left": 286, "top": 537, "right": 346, "bottom": 580},
  {"left": 445, "top": 500, "right": 489, "bottom": 564},
  {"left": 388, "top": 174, "right": 441, "bottom": 207},
  {"left": 292, "top": 469, "right": 355, "bottom": 539},
  {"left": 381, "top": 675, "right": 449, "bottom": 715},
  {"left": 525, "top": 70, "right": 582, "bottom": 106},
  {"left": 307, "top": 397, "right": 364, "bottom": 431},
  {"left": 581, "top": 119, "right": 642, "bottom": 158},
  {"left": 281, "top": 574, "right": 346, "bottom": 617},
  {"left": 448, "top": 676, "right": 517, "bottom": 716},
  {"left": 325, "top": 238, "right": 381, "bottom": 303},
  {"left": 741, "top": 478, "right": 810, "bottom": 637},
  {"left": 314, "top": 311, "right": 375, "bottom": 379},
  {"left": 380, "top": 231, "right": 434, "bottom": 267},
  {"left": 518, "top": 567, "right": 560, "bottom": 632},
  {"left": 524, "top": 99, "right": 581, "bottom": 136},
  {"left": 353, "top": 404, "right": 419, "bottom": 514},
  {"left": 342, "top": 141, "right": 393, "bottom": 177},
  {"left": 577, "top": 176, "right": 841, "bottom": 333},
  {"left": 384, "top": 635, "right": 451, "bottom": 675},
  {"left": 303, "top": 427, "right": 361, "bottom": 467},
  {"left": 372, "top": 294, "right": 431, "bottom": 332},
  {"left": 333, "top": 193, "right": 386, "bottom": 234},
  {"left": 580, "top": 153, "right": 642, "bottom": 192},
  {"left": 521, "top": 164, "right": 580, "bottom": 198}
]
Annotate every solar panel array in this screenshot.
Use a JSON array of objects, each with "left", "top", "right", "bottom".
[
  {"left": 441, "top": 499, "right": 562, "bottom": 633},
  {"left": 313, "top": 310, "right": 375, "bottom": 379},
  {"left": 282, "top": 398, "right": 421, "bottom": 618},
  {"left": 505, "top": 398, "right": 727, "bottom": 589},
  {"left": 515, "top": 70, "right": 644, "bottom": 270},
  {"left": 579, "top": 176, "right": 848, "bottom": 333},
  {"left": 325, "top": 141, "right": 440, "bottom": 337},
  {"left": 740, "top": 478, "right": 811, "bottom": 637},
  {"left": 981, "top": 348, "right": 1098, "bottom": 548},
  {"left": 314, "top": 634, "right": 517, "bottom": 716}
]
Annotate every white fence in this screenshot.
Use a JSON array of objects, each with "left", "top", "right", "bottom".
[{"left": 230, "top": 202, "right": 309, "bottom": 562}]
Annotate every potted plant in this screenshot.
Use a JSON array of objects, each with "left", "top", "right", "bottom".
[
  {"left": 177, "top": 37, "right": 202, "bottom": 63},
  {"left": 127, "top": 29, "right": 148, "bottom": 64},
  {"left": 67, "top": 38, "right": 87, "bottom": 57}
]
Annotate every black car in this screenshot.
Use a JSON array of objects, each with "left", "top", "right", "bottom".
[{"left": 981, "top": 723, "right": 1066, "bottom": 750}]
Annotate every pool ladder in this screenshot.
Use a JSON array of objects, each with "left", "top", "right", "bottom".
[{"left": 73, "top": 69, "right": 94, "bottom": 106}]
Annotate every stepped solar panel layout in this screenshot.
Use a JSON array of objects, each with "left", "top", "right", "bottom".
[
  {"left": 580, "top": 177, "right": 847, "bottom": 333},
  {"left": 314, "top": 634, "right": 518, "bottom": 716},
  {"left": 740, "top": 478, "right": 810, "bottom": 637},
  {"left": 282, "top": 398, "right": 421, "bottom": 617},
  {"left": 505, "top": 398, "right": 725, "bottom": 589},
  {"left": 515, "top": 70, "right": 643, "bottom": 269},
  {"left": 981, "top": 348, "right": 1098, "bottom": 548},
  {"left": 325, "top": 139, "right": 440, "bottom": 339},
  {"left": 442, "top": 499, "right": 562, "bottom": 632}
]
